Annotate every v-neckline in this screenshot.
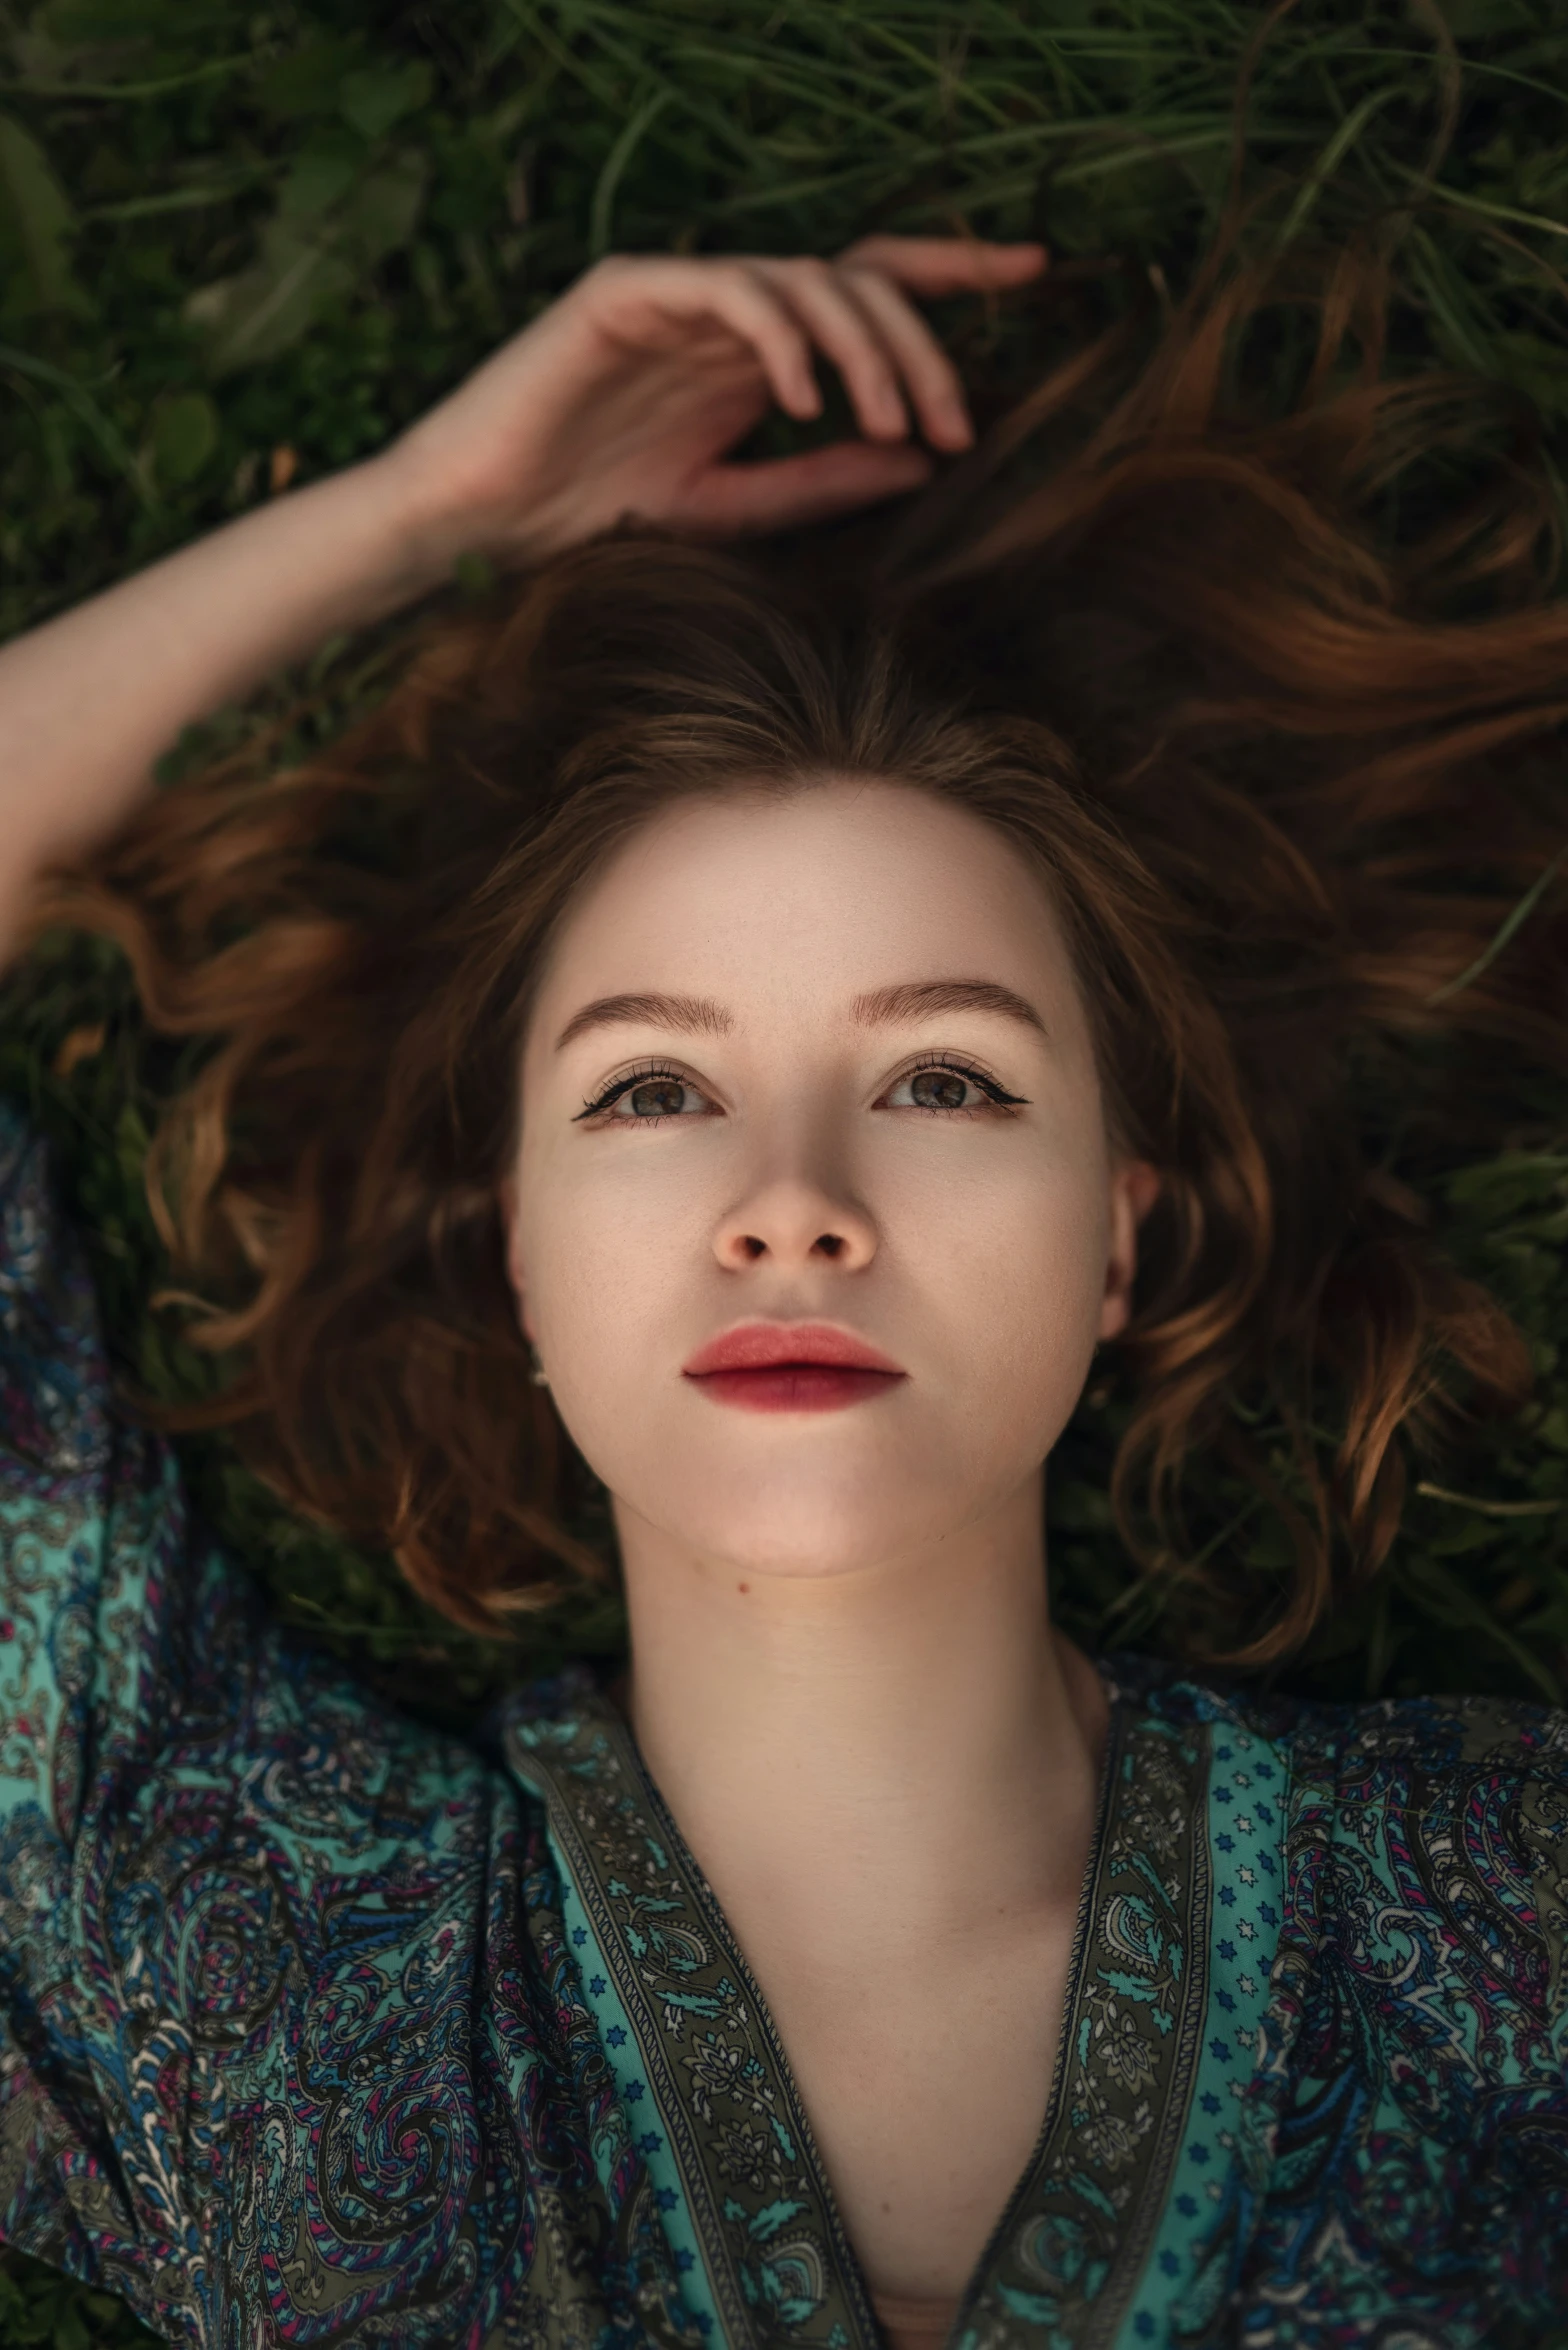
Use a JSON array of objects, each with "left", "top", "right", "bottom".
[
  {"left": 502, "top": 1660, "right": 1211, "bottom": 2350},
  {"left": 622, "top": 1672, "right": 1126, "bottom": 2342}
]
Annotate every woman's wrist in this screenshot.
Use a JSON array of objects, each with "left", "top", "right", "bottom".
[{"left": 371, "top": 429, "right": 556, "bottom": 586}]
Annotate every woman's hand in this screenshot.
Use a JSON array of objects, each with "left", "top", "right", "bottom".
[
  {"left": 383, "top": 237, "right": 1046, "bottom": 569},
  {"left": 0, "top": 236, "right": 1042, "bottom": 966}
]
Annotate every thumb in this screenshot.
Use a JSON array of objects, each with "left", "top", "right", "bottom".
[{"left": 678, "top": 440, "right": 935, "bottom": 537}]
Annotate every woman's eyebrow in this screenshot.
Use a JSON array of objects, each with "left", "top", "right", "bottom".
[
  {"left": 851, "top": 979, "right": 1047, "bottom": 1035},
  {"left": 553, "top": 991, "right": 734, "bottom": 1052}
]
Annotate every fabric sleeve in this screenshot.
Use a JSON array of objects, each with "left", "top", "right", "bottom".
[
  {"left": 0, "top": 1097, "right": 273, "bottom": 2341},
  {"left": 0, "top": 1100, "right": 552, "bottom": 2350},
  {"left": 1246, "top": 1684, "right": 1568, "bottom": 2339},
  {"left": 1493, "top": 1700, "right": 1568, "bottom": 2317}
]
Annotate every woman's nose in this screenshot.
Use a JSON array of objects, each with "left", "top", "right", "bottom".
[{"left": 712, "top": 1168, "right": 878, "bottom": 1273}]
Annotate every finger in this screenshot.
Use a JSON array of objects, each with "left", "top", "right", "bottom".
[
  {"left": 583, "top": 255, "right": 826, "bottom": 421},
  {"left": 835, "top": 235, "right": 1048, "bottom": 297},
  {"left": 750, "top": 256, "right": 913, "bottom": 443},
  {"left": 836, "top": 264, "right": 973, "bottom": 452},
  {"left": 680, "top": 441, "right": 935, "bottom": 536}
]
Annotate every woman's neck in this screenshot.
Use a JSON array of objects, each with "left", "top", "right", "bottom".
[{"left": 610, "top": 1472, "right": 1110, "bottom": 1962}]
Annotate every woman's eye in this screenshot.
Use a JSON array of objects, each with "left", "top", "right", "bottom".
[
  {"left": 617, "top": 1076, "right": 703, "bottom": 1119},
  {"left": 885, "top": 1064, "right": 1013, "bottom": 1112},
  {"left": 581, "top": 1069, "right": 715, "bottom": 1121}
]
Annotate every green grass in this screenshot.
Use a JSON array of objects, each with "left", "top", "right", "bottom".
[{"left": 5, "top": 0, "right": 1568, "bottom": 2338}]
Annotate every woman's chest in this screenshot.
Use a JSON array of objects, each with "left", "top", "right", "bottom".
[{"left": 744, "top": 1907, "right": 1082, "bottom": 2307}]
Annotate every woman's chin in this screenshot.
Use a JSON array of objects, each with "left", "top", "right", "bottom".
[{"left": 610, "top": 1463, "right": 987, "bottom": 1585}]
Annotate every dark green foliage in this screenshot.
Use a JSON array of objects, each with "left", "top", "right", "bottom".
[
  {"left": 0, "top": 2253, "right": 156, "bottom": 2348},
  {"left": 4, "top": 2, "right": 1568, "bottom": 2339}
]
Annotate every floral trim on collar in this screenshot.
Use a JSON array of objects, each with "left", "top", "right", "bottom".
[
  {"left": 952, "top": 1701, "right": 1211, "bottom": 2350},
  {"left": 506, "top": 1685, "right": 884, "bottom": 2350},
  {"left": 504, "top": 1670, "right": 1210, "bottom": 2350}
]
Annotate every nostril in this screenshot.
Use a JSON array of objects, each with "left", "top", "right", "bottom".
[
  {"left": 742, "top": 1235, "right": 766, "bottom": 1260},
  {"left": 814, "top": 1233, "right": 843, "bottom": 1258}
]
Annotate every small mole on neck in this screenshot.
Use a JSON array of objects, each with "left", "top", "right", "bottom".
[{"left": 737, "top": 1582, "right": 749, "bottom": 1594}]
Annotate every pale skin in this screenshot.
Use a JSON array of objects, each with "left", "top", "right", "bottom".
[
  {"left": 507, "top": 784, "right": 1155, "bottom": 2299},
  {"left": 0, "top": 232, "right": 1160, "bottom": 2306}
]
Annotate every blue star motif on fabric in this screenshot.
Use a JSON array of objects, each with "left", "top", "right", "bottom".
[
  {"left": 1216, "top": 1832, "right": 1235, "bottom": 1853},
  {"left": 1214, "top": 1787, "right": 1233, "bottom": 1804},
  {"left": 1135, "top": 2315, "right": 1155, "bottom": 2339},
  {"left": 1260, "top": 1900, "right": 1279, "bottom": 1925},
  {"left": 1189, "top": 2143, "right": 1211, "bottom": 2165},
  {"left": 1219, "top": 1885, "right": 1236, "bottom": 1907},
  {"left": 1176, "top": 2194, "right": 1198, "bottom": 2218},
  {"left": 638, "top": 2131, "right": 662, "bottom": 2154},
  {"left": 1215, "top": 1745, "right": 1232, "bottom": 1760},
  {"left": 1160, "top": 2250, "right": 1180, "bottom": 2276},
  {"left": 588, "top": 1975, "right": 606, "bottom": 1996},
  {"left": 1209, "top": 2039, "right": 1232, "bottom": 2062},
  {"left": 1216, "top": 1988, "right": 1236, "bottom": 2011},
  {"left": 694, "top": 2317, "right": 713, "bottom": 2337},
  {"left": 676, "top": 2250, "right": 694, "bottom": 2273},
  {"left": 1201, "top": 2091, "right": 1222, "bottom": 2113},
  {"left": 656, "top": 2188, "right": 679, "bottom": 2212},
  {"left": 607, "top": 2025, "right": 627, "bottom": 2047},
  {"left": 625, "top": 2081, "right": 645, "bottom": 2103}
]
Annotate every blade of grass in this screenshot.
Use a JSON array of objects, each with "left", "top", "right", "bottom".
[
  {"left": 0, "top": 343, "right": 154, "bottom": 508},
  {"left": 1427, "top": 841, "right": 1568, "bottom": 1005},
  {"left": 588, "top": 88, "right": 673, "bottom": 257}
]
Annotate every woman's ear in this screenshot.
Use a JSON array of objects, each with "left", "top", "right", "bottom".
[
  {"left": 1099, "top": 1160, "right": 1161, "bottom": 1343},
  {"left": 496, "top": 1173, "right": 537, "bottom": 1343}
]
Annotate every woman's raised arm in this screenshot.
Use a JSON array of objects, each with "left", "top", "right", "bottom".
[{"left": 0, "top": 236, "right": 1043, "bottom": 968}]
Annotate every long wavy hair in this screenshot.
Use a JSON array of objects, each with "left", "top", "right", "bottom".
[{"left": 30, "top": 239, "right": 1568, "bottom": 1668}]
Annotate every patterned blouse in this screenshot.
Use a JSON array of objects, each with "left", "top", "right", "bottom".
[{"left": 2, "top": 1096, "right": 1567, "bottom": 2350}]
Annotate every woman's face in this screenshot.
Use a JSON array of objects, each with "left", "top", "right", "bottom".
[{"left": 506, "top": 778, "right": 1154, "bottom": 1581}]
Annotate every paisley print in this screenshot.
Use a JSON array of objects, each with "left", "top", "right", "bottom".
[
  {"left": 1, "top": 1097, "right": 1566, "bottom": 2348},
  {"left": 950, "top": 1710, "right": 1210, "bottom": 2350}
]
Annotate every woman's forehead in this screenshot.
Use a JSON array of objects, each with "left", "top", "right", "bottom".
[{"left": 528, "top": 778, "right": 1083, "bottom": 1031}]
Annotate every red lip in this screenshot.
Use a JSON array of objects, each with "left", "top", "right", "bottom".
[
  {"left": 684, "top": 1323, "right": 903, "bottom": 1376},
  {"left": 683, "top": 1322, "right": 907, "bottom": 1415}
]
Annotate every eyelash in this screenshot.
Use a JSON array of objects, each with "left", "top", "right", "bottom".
[
  {"left": 574, "top": 1055, "right": 1027, "bottom": 1123},
  {"left": 574, "top": 1061, "right": 697, "bottom": 1122}
]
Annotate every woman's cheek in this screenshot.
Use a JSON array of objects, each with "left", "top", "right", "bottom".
[
  {"left": 881, "top": 1122, "right": 1109, "bottom": 1351},
  {"left": 519, "top": 1147, "right": 713, "bottom": 1406}
]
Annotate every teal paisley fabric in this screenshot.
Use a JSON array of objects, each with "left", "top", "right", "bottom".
[{"left": 1, "top": 1094, "right": 1567, "bottom": 2349}]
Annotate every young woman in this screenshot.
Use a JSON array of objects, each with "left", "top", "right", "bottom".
[{"left": 1, "top": 233, "right": 1566, "bottom": 2350}]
